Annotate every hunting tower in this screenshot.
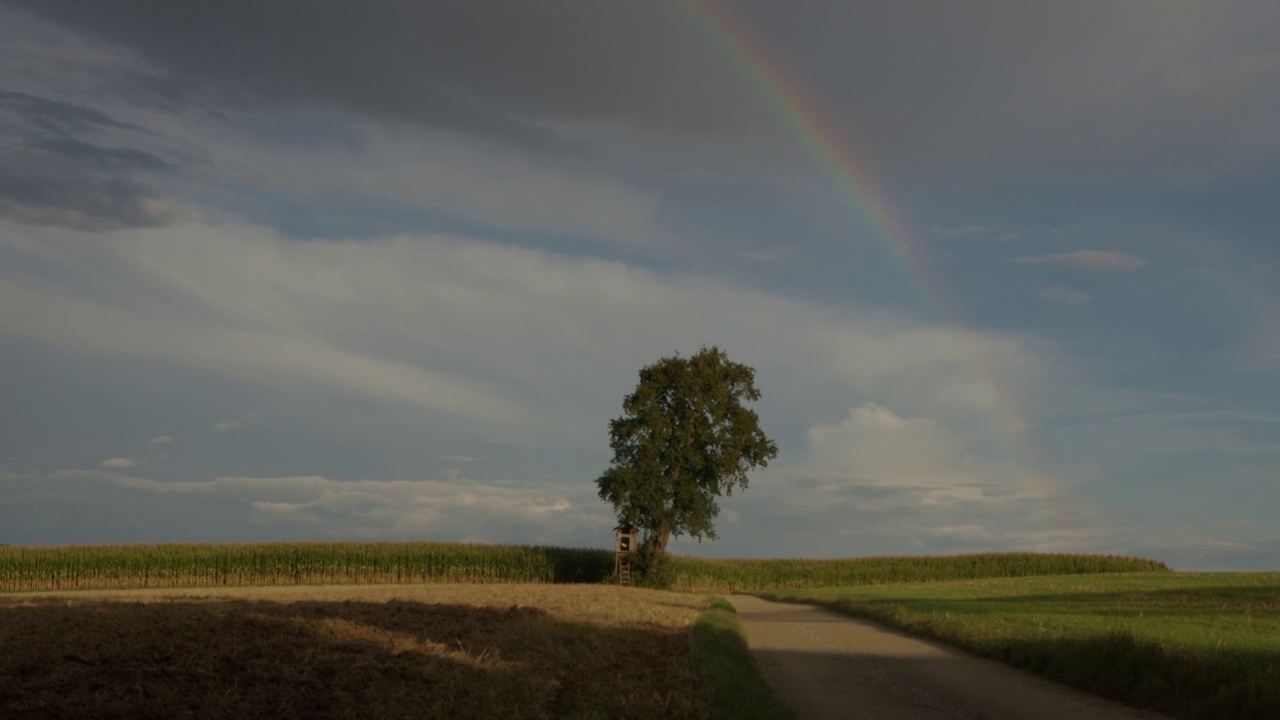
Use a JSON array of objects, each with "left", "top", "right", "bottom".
[{"left": 614, "top": 523, "right": 637, "bottom": 586}]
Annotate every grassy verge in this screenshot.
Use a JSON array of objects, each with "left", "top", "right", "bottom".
[
  {"left": 765, "top": 572, "right": 1280, "bottom": 720},
  {"left": 690, "top": 597, "right": 795, "bottom": 720}
]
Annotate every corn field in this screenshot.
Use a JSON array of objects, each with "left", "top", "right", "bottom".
[
  {"left": 0, "top": 542, "right": 614, "bottom": 592},
  {"left": 662, "top": 552, "right": 1171, "bottom": 593},
  {"left": 0, "top": 543, "right": 1169, "bottom": 593}
]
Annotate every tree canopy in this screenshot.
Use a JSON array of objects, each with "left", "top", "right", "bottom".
[{"left": 596, "top": 346, "right": 778, "bottom": 571}]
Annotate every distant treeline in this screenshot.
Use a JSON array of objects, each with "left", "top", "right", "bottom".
[{"left": 0, "top": 542, "right": 1169, "bottom": 593}]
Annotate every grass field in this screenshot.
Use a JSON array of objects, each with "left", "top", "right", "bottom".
[
  {"left": 1, "top": 584, "right": 724, "bottom": 719},
  {"left": 765, "top": 572, "right": 1280, "bottom": 720}
]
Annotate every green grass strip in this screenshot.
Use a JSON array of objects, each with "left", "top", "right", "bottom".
[
  {"left": 689, "top": 597, "right": 795, "bottom": 720},
  {"left": 766, "top": 572, "right": 1280, "bottom": 720}
]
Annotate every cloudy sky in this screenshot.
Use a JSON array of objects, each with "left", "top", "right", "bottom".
[{"left": 2, "top": 1, "right": 1277, "bottom": 569}]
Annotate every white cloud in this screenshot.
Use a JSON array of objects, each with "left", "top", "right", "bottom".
[
  {"left": 214, "top": 420, "right": 242, "bottom": 432},
  {"left": 710, "top": 461, "right": 1103, "bottom": 557},
  {"left": 22, "top": 469, "right": 612, "bottom": 545},
  {"left": 1010, "top": 250, "right": 1147, "bottom": 273},
  {"left": 100, "top": 457, "right": 136, "bottom": 468},
  {"left": 1042, "top": 407, "right": 1280, "bottom": 517},
  {"left": 206, "top": 122, "right": 671, "bottom": 251},
  {"left": 672, "top": 168, "right": 760, "bottom": 185},
  {"left": 149, "top": 435, "right": 173, "bottom": 444},
  {"left": 927, "top": 524, "right": 994, "bottom": 542},
  {"left": 1242, "top": 331, "right": 1280, "bottom": 371},
  {"left": 1211, "top": 518, "right": 1255, "bottom": 529},
  {"left": 0, "top": 217, "right": 1067, "bottom": 446},
  {"left": 1039, "top": 286, "right": 1093, "bottom": 305},
  {"left": 805, "top": 402, "right": 1022, "bottom": 490},
  {"left": 0, "top": 463, "right": 1100, "bottom": 556},
  {"left": 1186, "top": 258, "right": 1280, "bottom": 371},
  {"left": 929, "top": 224, "right": 995, "bottom": 240},
  {"left": 1127, "top": 538, "right": 1280, "bottom": 571},
  {"left": 734, "top": 246, "right": 792, "bottom": 263},
  {"left": 440, "top": 455, "right": 483, "bottom": 462},
  {"left": 729, "top": 397, "right": 1120, "bottom": 555},
  {"left": 8, "top": 215, "right": 1184, "bottom": 556}
]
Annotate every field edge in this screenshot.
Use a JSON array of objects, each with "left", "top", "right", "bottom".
[{"left": 690, "top": 596, "right": 796, "bottom": 720}]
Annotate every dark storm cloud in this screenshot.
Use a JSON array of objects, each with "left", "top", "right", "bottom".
[
  {"left": 0, "top": 175, "right": 175, "bottom": 231},
  {"left": 4, "top": 1, "right": 1276, "bottom": 201},
  {"left": 0, "top": 90, "right": 176, "bottom": 230},
  {"left": 25, "top": 136, "right": 170, "bottom": 172},
  {"left": 733, "top": 0, "right": 1280, "bottom": 186},
  {"left": 1, "top": 0, "right": 753, "bottom": 149},
  {"left": 0, "top": 90, "right": 139, "bottom": 136}
]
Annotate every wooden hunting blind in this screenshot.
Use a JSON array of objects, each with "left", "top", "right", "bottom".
[
  {"left": 615, "top": 523, "right": 637, "bottom": 553},
  {"left": 614, "top": 523, "right": 637, "bottom": 586}
]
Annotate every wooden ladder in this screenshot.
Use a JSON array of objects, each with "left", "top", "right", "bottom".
[{"left": 616, "top": 555, "right": 632, "bottom": 586}]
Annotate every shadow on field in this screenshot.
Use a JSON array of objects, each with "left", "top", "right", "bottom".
[
  {"left": 741, "top": 633, "right": 1277, "bottom": 720},
  {"left": 0, "top": 597, "right": 704, "bottom": 720},
  {"left": 984, "top": 632, "right": 1280, "bottom": 720},
  {"left": 738, "top": 644, "right": 1187, "bottom": 720}
]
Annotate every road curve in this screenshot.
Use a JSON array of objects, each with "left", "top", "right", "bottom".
[{"left": 726, "top": 595, "right": 1174, "bottom": 720}]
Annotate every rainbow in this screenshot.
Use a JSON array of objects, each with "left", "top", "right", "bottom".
[{"left": 685, "top": 2, "right": 1077, "bottom": 544}]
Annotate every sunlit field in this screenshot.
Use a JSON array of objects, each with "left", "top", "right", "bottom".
[{"left": 767, "top": 572, "right": 1280, "bottom": 720}]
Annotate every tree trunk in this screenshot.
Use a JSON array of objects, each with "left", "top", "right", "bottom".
[{"left": 642, "top": 526, "right": 672, "bottom": 574}]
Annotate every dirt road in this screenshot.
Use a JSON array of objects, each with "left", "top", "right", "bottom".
[{"left": 727, "top": 595, "right": 1174, "bottom": 720}]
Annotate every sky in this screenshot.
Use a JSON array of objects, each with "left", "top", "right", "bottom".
[{"left": 1, "top": 1, "right": 1277, "bottom": 569}]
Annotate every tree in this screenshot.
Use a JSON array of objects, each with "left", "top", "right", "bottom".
[{"left": 596, "top": 346, "right": 778, "bottom": 573}]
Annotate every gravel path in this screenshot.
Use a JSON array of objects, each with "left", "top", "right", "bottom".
[{"left": 727, "top": 595, "right": 1175, "bottom": 720}]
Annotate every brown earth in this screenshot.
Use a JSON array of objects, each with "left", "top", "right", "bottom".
[
  {"left": 1, "top": 584, "right": 713, "bottom": 720},
  {"left": 728, "top": 595, "right": 1176, "bottom": 720}
]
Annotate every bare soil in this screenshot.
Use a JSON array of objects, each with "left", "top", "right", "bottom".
[
  {"left": 1, "top": 584, "right": 713, "bottom": 720},
  {"left": 728, "top": 595, "right": 1176, "bottom": 720}
]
